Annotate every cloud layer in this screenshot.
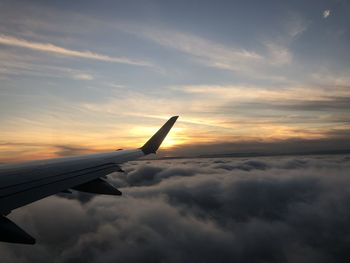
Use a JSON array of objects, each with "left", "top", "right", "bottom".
[{"left": 1, "top": 155, "right": 350, "bottom": 262}]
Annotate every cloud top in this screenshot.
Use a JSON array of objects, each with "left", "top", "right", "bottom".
[{"left": 1, "top": 155, "right": 350, "bottom": 262}]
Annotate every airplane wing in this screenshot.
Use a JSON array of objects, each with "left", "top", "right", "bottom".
[{"left": 0, "top": 116, "right": 178, "bottom": 244}]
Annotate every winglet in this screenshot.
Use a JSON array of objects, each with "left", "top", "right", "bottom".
[{"left": 141, "top": 116, "right": 179, "bottom": 155}]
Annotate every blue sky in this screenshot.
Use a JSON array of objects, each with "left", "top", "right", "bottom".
[{"left": 0, "top": 0, "right": 349, "bottom": 161}]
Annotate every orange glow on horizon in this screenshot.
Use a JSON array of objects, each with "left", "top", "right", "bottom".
[{"left": 1, "top": 118, "right": 345, "bottom": 164}]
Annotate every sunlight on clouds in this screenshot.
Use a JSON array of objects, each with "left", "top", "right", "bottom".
[
  {"left": 0, "top": 1, "right": 349, "bottom": 165},
  {"left": 256, "top": 124, "right": 327, "bottom": 141},
  {"left": 175, "top": 84, "right": 350, "bottom": 102},
  {"left": 72, "top": 73, "right": 94, "bottom": 80},
  {"left": 0, "top": 121, "right": 333, "bottom": 163},
  {"left": 1, "top": 78, "right": 349, "bottom": 163}
]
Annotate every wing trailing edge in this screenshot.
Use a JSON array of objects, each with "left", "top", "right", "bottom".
[{"left": 72, "top": 178, "right": 122, "bottom": 195}]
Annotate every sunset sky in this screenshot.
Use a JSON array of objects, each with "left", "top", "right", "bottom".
[{"left": 1, "top": 0, "right": 350, "bottom": 162}]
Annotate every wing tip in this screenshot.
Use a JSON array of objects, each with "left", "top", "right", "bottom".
[{"left": 141, "top": 116, "right": 179, "bottom": 155}]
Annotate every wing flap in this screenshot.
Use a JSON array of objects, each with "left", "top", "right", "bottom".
[
  {"left": 0, "top": 163, "right": 123, "bottom": 214},
  {"left": 72, "top": 178, "right": 122, "bottom": 195},
  {"left": 0, "top": 216, "right": 35, "bottom": 244}
]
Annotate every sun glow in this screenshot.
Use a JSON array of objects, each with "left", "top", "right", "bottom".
[
  {"left": 130, "top": 125, "right": 186, "bottom": 149},
  {"left": 161, "top": 134, "right": 178, "bottom": 149}
]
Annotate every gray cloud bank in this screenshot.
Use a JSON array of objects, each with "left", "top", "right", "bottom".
[
  {"left": 163, "top": 137, "right": 350, "bottom": 158},
  {"left": 1, "top": 155, "right": 350, "bottom": 263}
]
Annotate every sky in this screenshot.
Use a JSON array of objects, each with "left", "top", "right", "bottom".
[{"left": 0, "top": 0, "right": 350, "bottom": 162}]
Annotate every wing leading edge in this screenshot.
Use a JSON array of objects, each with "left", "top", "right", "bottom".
[{"left": 0, "top": 116, "right": 179, "bottom": 244}]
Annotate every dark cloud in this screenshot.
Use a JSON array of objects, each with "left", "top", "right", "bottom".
[
  {"left": 54, "top": 145, "right": 93, "bottom": 157},
  {"left": 0, "top": 142, "right": 97, "bottom": 163},
  {"left": 163, "top": 138, "right": 350, "bottom": 158},
  {"left": 117, "top": 164, "right": 196, "bottom": 187},
  {"left": 1, "top": 155, "right": 350, "bottom": 263},
  {"left": 2, "top": 136, "right": 350, "bottom": 164},
  {"left": 287, "top": 96, "right": 350, "bottom": 111},
  {"left": 221, "top": 95, "right": 350, "bottom": 114}
]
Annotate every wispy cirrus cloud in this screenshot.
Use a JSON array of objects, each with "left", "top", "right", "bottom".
[
  {"left": 0, "top": 50, "right": 95, "bottom": 81},
  {"left": 138, "top": 28, "right": 263, "bottom": 72},
  {"left": 0, "top": 34, "right": 152, "bottom": 67},
  {"left": 124, "top": 26, "right": 297, "bottom": 82},
  {"left": 174, "top": 84, "right": 350, "bottom": 102},
  {"left": 72, "top": 73, "right": 94, "bottom": 81},
  {"left": 122, "top": 13, "right": 307, "bottom": 78}
]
